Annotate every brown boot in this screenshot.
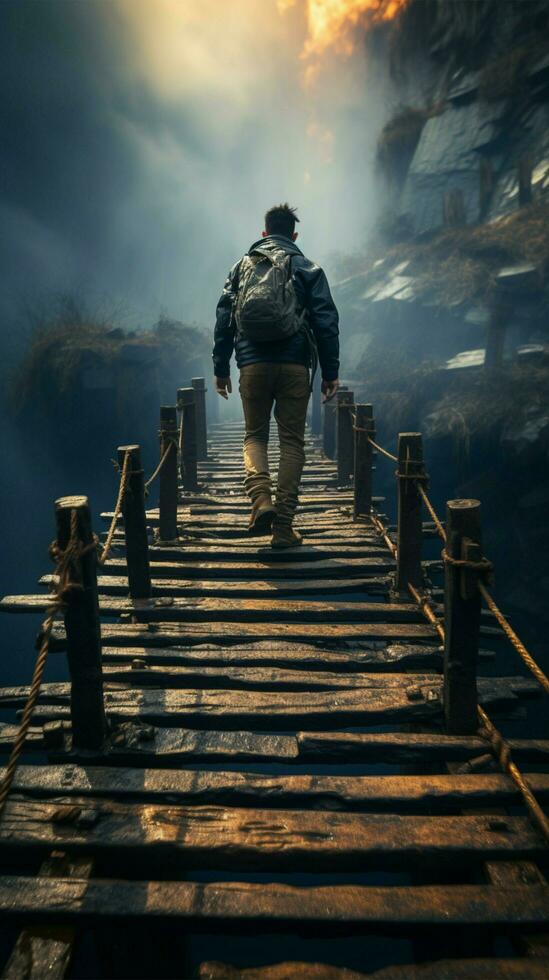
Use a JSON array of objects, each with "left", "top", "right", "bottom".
[
  {"left": 248, "top": 494, "right": 276, "bottom": 536},
  {"left": 271, "top": 522, "right": 303, "bottom": 549}
]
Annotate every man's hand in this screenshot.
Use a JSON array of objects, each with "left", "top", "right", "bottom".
[
  {"left": 321, "top": 378, "right": 339, "bottom": 402},
  {"left": 215, "top": 376, "right": 232, "bottom": 400}
]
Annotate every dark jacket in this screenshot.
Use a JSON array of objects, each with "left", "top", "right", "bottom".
[{"left": 212, "top": 234, "right": 340, "bottom": 381}]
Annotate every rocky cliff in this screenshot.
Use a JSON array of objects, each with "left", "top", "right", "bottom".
[{"left": 335, "top": 0, "right": 549, "bottom": 639}]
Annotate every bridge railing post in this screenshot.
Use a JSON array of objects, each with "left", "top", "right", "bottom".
[
  {"left": 443, "top": 499, "right": 482, "bottom": 733},
  {"left": 323, "top": 397, "right": 336, "bottom": 459},
  {"left": 311, "top": 371, "right": 321, "bottom": 437},
  {"left": 177, "top": 387, "right": 198, "bottom": 492},
  {"left": 159, "top": 406, "right": 179, "bottom": 542},
  {"left": 395, "top": 432, "right": 424, "bottom": 592},
  {"left": 54, "top": 495, "right": 107, "bottom": 750},
  {"left": 191, "top": 377, "right": 208, "bottom": 461},
  {"left": 353, "top": 404, "right": 375, "bottom": 519},
  {"left": 336, "top": 390, "right": 355, "bottom": 485},
  {"left": 118, "top": 444, "right": 151, "bottom": 599}
]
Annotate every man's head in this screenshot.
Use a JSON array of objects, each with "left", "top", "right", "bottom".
[{"left": 263, "top": 203, "right": 299, "bottom": 241}]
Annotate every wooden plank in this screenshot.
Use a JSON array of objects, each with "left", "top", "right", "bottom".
[
  {"left": 2, "top": 853, "right": 93, "bottom": 980},
  {"left": 40, "top": 573, "right": 392, "bottom": 599},
  {"left": 8, "top": 765, "right": 549, "bottom": 811},
  {"left": 0, "top": 800, "right": 545, "bottom": 868},
  {"left": 89, "top": 641, "right": 451, "bottom": 672},
  {"left": 20, "top": 874, "right": 546, "bottom": 930},
  {"left": 144, "top": 543, "right": 392, "bottom": 562},
  {"left": 142, "top": 537, "right": 390, "bottom": 560},
  {"left": 199, "top": 958, "right": 549, "bottom": 979},
  {"left": 0, "top": 724, "right": 299, "bottom": 763},
  {"left": 16, "top": 679, "right": 535, "bottom": 728},
  {"left": 4, "top": 723, "right": 548, "bottom": 767},
  {"left": 3, "top": 675, "right": 535, "bottom": 704},
  {"left": 0, "top": 595, "right": 425, "bottom": 623},
  {"left": 47, "top": 621, "right": 437, "bottom": 650},
  {"left": 98, "top": 665, "right": 454, "bottom": 691},
  {"left": 296, "top": 731, "right": 549, "bottom": 764},
  {"left": 100, "top": 557, "right": 397, "bottom": 579}
]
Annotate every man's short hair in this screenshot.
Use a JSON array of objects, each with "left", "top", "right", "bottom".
[{"left": 265, "top": 203, "right": 300, "bottom": 238}]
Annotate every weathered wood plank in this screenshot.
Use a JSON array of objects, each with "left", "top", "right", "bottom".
[
  {"left": 1, "top": 878, "right": 548, "bottom": 928},
  {"left": 2, "top": 853, "right": 93, "bottom": 980},
  {"left": 16, "top": 678, "right": 534, "bottom": 728},
  {"left": 4, "top": 723, "right": 548, "bottom": 767},
  {"left": 1, "top": 594, "right": 425, "bottom": 623},
  {"left": 47, "top": 621, "right": 437, "bottom": 651},
  {"left": 137, "top": 543, "right": 393, "bottom": 562},
  {"left": 12, "top": 685, "right": 443, "bottom": 728},
  {"left": 99, "top": 665, "right": 452, "bottom": 691},
  {"left": 40, "top": 573, "right": 392, "bottom": 599},
  {"left": 0, "top": 723, "right": 299, "bottom": 762},
  {"left": 99, "top": 557, "right": 397, "bottom": 580},
  {"left": 199, "top": 958, "right": 549, "bottom": 980},
  {"left": 86, "top": 641, "right": 460, "bottom": 672},
  {"left": 7, "top": 765, "right": 549, "bottom": 811},
  {"left": 0, "top": 800, "right": 545, "bottom": 868}
]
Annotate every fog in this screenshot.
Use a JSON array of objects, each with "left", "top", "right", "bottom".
[
  {"left": 0, "top": 0, "right": 398, "bottom": 680},
  {"left": 1, "top": 0, "right": 393, "bottom": 363}
]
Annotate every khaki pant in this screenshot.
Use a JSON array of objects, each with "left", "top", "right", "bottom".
[{"left": 239, "top": 363, "right": 310, "bottom": 525}]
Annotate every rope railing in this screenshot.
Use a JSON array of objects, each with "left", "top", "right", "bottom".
[
  {"left": 416, "top": 480, "right": 549, "bottom": 698},
  {"left": 355, "top": 424, "right": 549, "bottom": 844},
  {"left": 144, "top": 437, "right": 176, "bottom": 492},
  {"left": 99, "top": 449, "right": 131, "bottom": 565},
  {"left": 357, "top": 426, "right": 549, "bottom": 700},
  {"left": 368, "top": 436, "right": 398, "bottom": 462},
  {"left": 0, "top": 509, "right": 92, "bottom": 818}
]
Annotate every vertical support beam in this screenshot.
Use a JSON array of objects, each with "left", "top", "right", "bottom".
[
  {"left": 54, "top": 495, "right": 106, "bottom": 750},
  {"left": 191, "top": 377, "right": 208, "bottom": 460},
  {"left": 337, "top": 389, "right": 354, "bottom": 485},
  {"left": 177, "top": 387, "right": 198, "bottom": 492},
  {"left": 323, "top": 397, "right": 337, "bottom": 459},
  {"left": 159, "top": 406, "right": 179, "bottom": 542},
  {"left": 353, "top": 404, "right": 375, "bottom": 519},
  {"left": 443, "top": 499, "right": 482, "bottom": 734},
  {"left": 395, "top": 433, "right": 424, "bottom": 592},
  {"left": 311, "top": 370, "right": 321, "bottom": 437},
  {"left": 118, "top": 444, "right": 151, "bottom": 599}
]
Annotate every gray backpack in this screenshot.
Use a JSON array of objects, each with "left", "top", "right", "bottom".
[{"left": 234, "top": 246, "right": 305, "bottom": 342}]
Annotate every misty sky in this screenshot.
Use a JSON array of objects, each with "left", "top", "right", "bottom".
[{"left": 1, "top": 0, "right": 391, "bottom": 357}]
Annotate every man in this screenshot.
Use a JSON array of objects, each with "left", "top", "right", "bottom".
[{"left": 212, "top": 203, "right": 339, "bottom": 549}]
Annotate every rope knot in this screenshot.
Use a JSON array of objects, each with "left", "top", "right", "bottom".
[{"left": 441, "top": 547, "right": 494, "bottom": 583}]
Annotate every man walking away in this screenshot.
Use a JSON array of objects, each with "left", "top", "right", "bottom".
[{"left": 212, "top": 203, "right": 339, "bottom": 548}]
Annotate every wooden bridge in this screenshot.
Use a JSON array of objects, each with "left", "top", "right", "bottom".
[{"left": 0, "top": 380, "right": 548, "bottom": 979}]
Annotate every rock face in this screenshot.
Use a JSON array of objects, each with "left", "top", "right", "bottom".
[
  {"left": 400, "top": 98, "right": 508, "bottom": 233},
  {"left": 394, "top": 6, "right": 549, "bottom": 234},
  {"left": 333, "top": 1, "right": 549, "bottom": 632}
]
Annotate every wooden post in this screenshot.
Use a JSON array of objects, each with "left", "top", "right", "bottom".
[
  {"left": 177, "top": 387, "right": 198, "bottom": 492},
  {"left": 191, "top": 377, "right": 208, "bottom": 460},
  {"left": 54, "top": 495, "right": 106, "bottom": 750},
  {"left": 311, "top": 371, "right": 321, "bottom": 437},
  {"left": 323, "top": 398, "right": 337, "bottom": 459},
  {"left": 395, "top": 433, "right": 424, "bottom": 592},
  {"left": 337, "top": 389, "right": 355, "bottom": 485},
  {"left": 353, "top": 404, "right": 375, "bottom": 518},
  {"left": 118, "top": 444, "right": 151, "bottom": 599},
  {"left": 158, "top": 406, "right": 179, "bottom": 542},
  {"left": 443, "top": 499, "right": 482, "bottom": 733}
]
